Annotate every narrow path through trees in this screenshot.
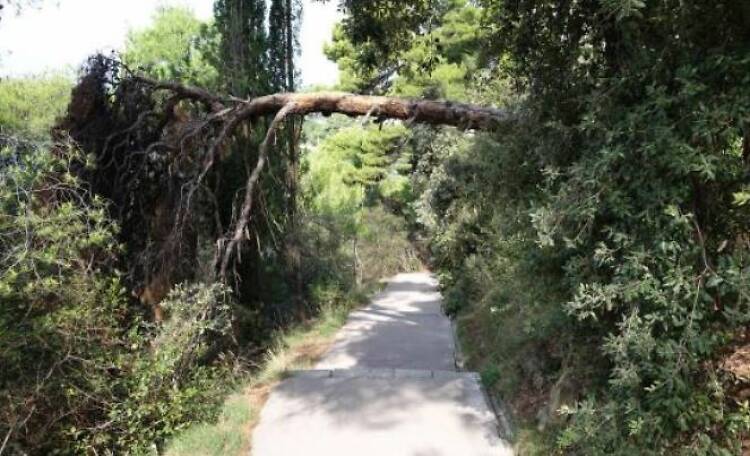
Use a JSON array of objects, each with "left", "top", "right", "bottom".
[{"left": 251, "top": 272, "right": 513, "bottom": 455}]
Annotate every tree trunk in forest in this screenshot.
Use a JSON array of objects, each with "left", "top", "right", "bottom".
[{"left": 287, "top": 119, "right": 303, "bottom": 316}]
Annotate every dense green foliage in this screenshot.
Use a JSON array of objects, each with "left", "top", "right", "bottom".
[
  {"left": 329, "top": 0, "right": 750, "bottom": 453},
  {"left": 0, "top": 2, "right": 419, "bottom": 453},
  {"left": 213, "top": 0, "right": 270, "bottom": 96},
  {"left": 123, "top": 7, "right": 218, "bottom": 87},
  {"left": 0, "top": 74, "right": 71, "bottom": 139},
  {"left": 209, "top": 0, "right": 307, "bottom": 330},
  {"left": 301, "top": 116, "right": 421, "bottom": 285},
  {"left": 3, "top": 0, "right": 750, "bottom": 454},
  {"left": 303, "top": 120, "right": 410, "bottom": 215},
  {"left": 268, "top": 0, "right": 301, "bottom": 90},
  {"left": 1, "top": 3, "right": 291, "bottom": 453},
  {"left": 0, "top": 145, "right": 234, "bottom": 453}
]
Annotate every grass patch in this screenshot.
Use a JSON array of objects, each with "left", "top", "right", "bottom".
[{"left": 163, "top": 285, "right": 376, "bottom": 456}]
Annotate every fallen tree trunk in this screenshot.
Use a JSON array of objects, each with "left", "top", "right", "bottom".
[
  {"left": 120, "top": 75, "right": 514, "bottom": 281},
  {"left": 135, "top": 76, "right": 511, "bottom": 130},
  {"left": 236, "top": 91, "right": 510, "bottom": 129}
]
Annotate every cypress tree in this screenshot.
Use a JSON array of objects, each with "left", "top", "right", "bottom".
[
  {"left": 268, "top": 0, "right": 300, "bottom": 91},
  {"left": 213, "top": 0, "right": 269, "bottom": 97}
]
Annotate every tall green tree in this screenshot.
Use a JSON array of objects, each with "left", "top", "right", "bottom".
[
  {"left": 210, "top": 0, "right": 309, "bottom": 321},
  {"left": 268, "top": 0, "right": 301, "bottom": 91},
  {"left": 268, "top": 0, "right": 304, "bottom": 310},
  {"left": 213, "top": 0, "right": 269, "bottom": 97}
]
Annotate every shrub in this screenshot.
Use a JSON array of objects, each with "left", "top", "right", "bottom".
[
  {"left": 0, "top": 74, "right": 71, "bottom": 140},
  {"left": 0, "top": 144, "right": 236, "bottom": 454}
]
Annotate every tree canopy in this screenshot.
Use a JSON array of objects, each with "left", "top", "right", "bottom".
[{"left": 123, "top": 7, "right": 217, "bottom": 86}]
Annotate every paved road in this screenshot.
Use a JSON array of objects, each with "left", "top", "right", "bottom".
[{"left": 252, "top": 272, "right": 513, "bottom": 456}]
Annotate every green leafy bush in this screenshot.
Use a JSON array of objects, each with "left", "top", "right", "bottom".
[
  {"left": 0, "top": 144, "right": 236, "bottom": 454},
  {"left": 102, "top": 282, "right": 235, "bottom": 452},
  {"left": 543, "top": 53, "right": 750, "bottom": 453},
  {"left": 0, "top": 73, "right": 71, "bottom": 140},
  {"left": 329, "top": 0, "right": 750, "bottom": 452},
  {"left": 0, "top": 144, "right": 127, "bottom": 452}
]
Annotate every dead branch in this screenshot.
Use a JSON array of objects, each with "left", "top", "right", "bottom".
[
  {"left": 131, "top": 75, "right": 227, "bottom": 113},
  {"left": 218, "top": 102, "right": 299, "bottom": 279},
  {"left": 239, "top": 91, "right": 509, "bottom": 129}
]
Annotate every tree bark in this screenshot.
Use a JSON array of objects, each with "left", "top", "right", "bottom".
[
  {"left": 135, "top": 76, "right": 511, "bottom": 131},
  {"left": 231, "top": 91, "right": 510, "bottom": 130}
]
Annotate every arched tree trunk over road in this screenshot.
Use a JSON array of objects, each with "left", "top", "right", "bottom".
[
  {"left": 125, "top": 75, "right": 513, "bottom": 280},
  {"left": 134, "top": 76, "right": 511, "bottom": 130}
]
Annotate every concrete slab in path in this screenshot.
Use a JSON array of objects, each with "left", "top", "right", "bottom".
[{"left": 251, "top": 272, "right": 513, "bottom": 456}]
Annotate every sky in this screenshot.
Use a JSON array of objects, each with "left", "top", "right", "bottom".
[{"left": 0, "top": 0, "right": 341, "bottom": 87}]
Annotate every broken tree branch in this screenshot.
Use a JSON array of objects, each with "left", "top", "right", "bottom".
[
  {"left": 131, "top": 75, "right": 228, "bottom": 112},
  {"left": 218, "top": 102, "right": 299, "bottom": 280}
]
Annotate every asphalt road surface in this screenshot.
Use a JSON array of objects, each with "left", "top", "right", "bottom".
[{"left": 252, "top": 272, "right": 513, "bottom": 456}]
